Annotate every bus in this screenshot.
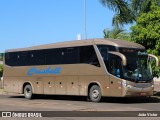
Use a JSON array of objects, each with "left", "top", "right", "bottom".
[{"left": 3, "top": 39, "right": 159, "bottom": 102}]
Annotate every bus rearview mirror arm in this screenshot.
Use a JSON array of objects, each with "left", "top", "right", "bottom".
[
  {"left": 108, "top": 52, "right": 127, "bottom": 66},
  {"left": 148, "top": 54, "right": 159, "bottom": 66}
]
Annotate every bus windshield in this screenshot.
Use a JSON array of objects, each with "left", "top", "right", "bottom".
[
  {"left": 98, "top": 46, "right": 153, "bottom": 82},
  {"left": 119, "top": 48, "right": 152, "bottom": 82}
]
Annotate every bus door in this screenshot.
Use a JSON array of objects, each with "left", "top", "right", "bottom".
[{"left": 108, "top": 54, "right": 123, "bottom": 97}]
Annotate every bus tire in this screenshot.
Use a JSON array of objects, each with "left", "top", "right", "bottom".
[
  {"left": 89, "top": 85, "right": 101, "bottom": 102},
  {"left": 24, "top": 84, "right": 33, "bottom": 99}
]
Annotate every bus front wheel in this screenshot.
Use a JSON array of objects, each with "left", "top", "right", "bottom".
[
  {"left": 24, "top": 84, "right": 33, "bottom": 99},
  {"left": 89, "top": 85, "right": 102, "bottom": 102}
]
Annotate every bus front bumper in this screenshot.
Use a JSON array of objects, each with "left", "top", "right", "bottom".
[{"left": 124, "top": 85, "right": 154, "bottom": 97}]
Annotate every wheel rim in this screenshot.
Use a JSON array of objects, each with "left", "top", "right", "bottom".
[
  {"left": 25, "top": 88, "right": 31, "bottom": 97},
  {"left": 92, "top": 89, "right": 99, "bottom": 99}
]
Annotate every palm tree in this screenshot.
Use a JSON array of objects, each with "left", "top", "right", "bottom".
[
  {"left": 100, "top": 0, "right": 135, "bottom": 27},
  {"left": 99, "top": 0, "right": 160, "bottom": 27},
  {"left": 103, "top": 27, "right": 130, "bottom": 40}
]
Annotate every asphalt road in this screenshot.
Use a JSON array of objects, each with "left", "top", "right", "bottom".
[{"left": 0, "top": 93, "right": 160, "bottom": 120}]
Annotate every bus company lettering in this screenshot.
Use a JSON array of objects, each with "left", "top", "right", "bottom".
[{"left": 27, "top": 67, "right": 62, "bottom": 76}]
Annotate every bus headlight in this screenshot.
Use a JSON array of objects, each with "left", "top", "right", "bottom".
[
  {"left": 127, "top": 85, "right": 132, "bottom": 88},
  {"left": 122, "top": 80, "right": 127, "bottom": 87},
  {"left": 151, "top": 85, "right": 154, "bottom": 88}
]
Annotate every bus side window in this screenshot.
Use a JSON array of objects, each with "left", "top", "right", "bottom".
[
  {"left": 46, "top": 47, "right": 79, "bottom": 65},
  {"left": 79, "top": 46, "right": 100, "bottom": 67},
  {"left": 29, "top": 50, "right": 45, "bottom": 65},
  {"left": 5, "top": 53, "right": 10, "bottom": 66},
  {"left": 5, "top": 52, "right": 24, "bottom": 66},
  {"left": 98, "top": 46, "right": 109, "bottom": 61},
  {"left": 45, "top": 48, "right": 62, "bottom": 65},
  {"left": 61, "top": 47, "right": 79, "bottom": 64}
]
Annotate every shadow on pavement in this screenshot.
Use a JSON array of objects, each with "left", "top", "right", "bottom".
[
  {"left": 8, "top": 94, "right": 160, "bottom": 104},
  {"left": 101, "top": 96, "right": 160, "bottom": 104}
]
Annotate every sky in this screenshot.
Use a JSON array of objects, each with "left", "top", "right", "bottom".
[{"left": 0, "top": 0, "right": 131, "bottom": 53}]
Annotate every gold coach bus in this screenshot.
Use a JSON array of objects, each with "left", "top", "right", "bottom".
[{"left": 3, "top": 39, "right": 159, "bottom": 102}]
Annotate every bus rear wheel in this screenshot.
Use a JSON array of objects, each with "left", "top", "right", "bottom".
[
  {"left": 89, "top": 85, "right": 102, "bottom": 102},
  {"left": 24, "top": 84, "right": 33, "bottom": 99}
]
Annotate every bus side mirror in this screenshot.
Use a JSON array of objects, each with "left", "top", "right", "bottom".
[{"left": 148, "top": 54, "right": 159, "bottom": 66}]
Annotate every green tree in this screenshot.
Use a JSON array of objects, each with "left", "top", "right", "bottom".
[
  {"left": 130, "top": 2, "right": 160, "bottom": 77},
  {"left": 0, "top": 53, "right": 4, "bottom": 61},
  {"left": 131, "top": 0, "right": 160, "bottom": 17},
  {"left": 103, "top": 27, "right": 130, "bottom": 40}
]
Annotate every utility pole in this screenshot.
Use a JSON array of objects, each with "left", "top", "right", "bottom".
[{"left": 84, "top": 0, "right": 87, "bottom": 39}]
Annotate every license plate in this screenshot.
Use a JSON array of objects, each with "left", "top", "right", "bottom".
[{"left": 141, "top": 93, "right": 146, "bottom": 96}]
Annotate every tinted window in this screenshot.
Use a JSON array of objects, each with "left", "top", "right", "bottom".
[
  {"left": 45, "top": 47, "right": 79, "bottom": 65},
  {"left": 46, "top": 48, "right": 62, "bottom": 65},
  {"left": 98, "top": 45, "right": 116, "bottom": 61},
  {"left": 118, "top": 48, "right": 146, "bottom": 72},
  {"left": 61, "top": 47, "right": 79, "bottom": 64},
  {"left": 80, "top": 46, "right": 100, "bottom": 67},
  {"left": 98, "top": 45, "right": 116, "bottom": 52},
  {"left": 29, "top": 50, "right": 45, "bottom": 65},
  {"left": 5, "top": 46, "right": 100, "bottom": 67},
  {"left": 107, "top": 54, "right": 122, "bottom": 78},
  {"left": 5, "top": 51, "right": 45, "bottom": 66},
  {"left": 5, "top": 52, "right": 18, "bottom": 66},
  {"left": 17, "top": 52, "right": 30, "bottom": 66}
]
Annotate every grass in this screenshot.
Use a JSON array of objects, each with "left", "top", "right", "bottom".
[{"left": 0, "top": 89, "right": 4, "bottom": 93}]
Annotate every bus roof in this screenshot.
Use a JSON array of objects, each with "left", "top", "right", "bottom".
[{"left": 5, "top": 38, "right": 145, "bottom": 52}]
